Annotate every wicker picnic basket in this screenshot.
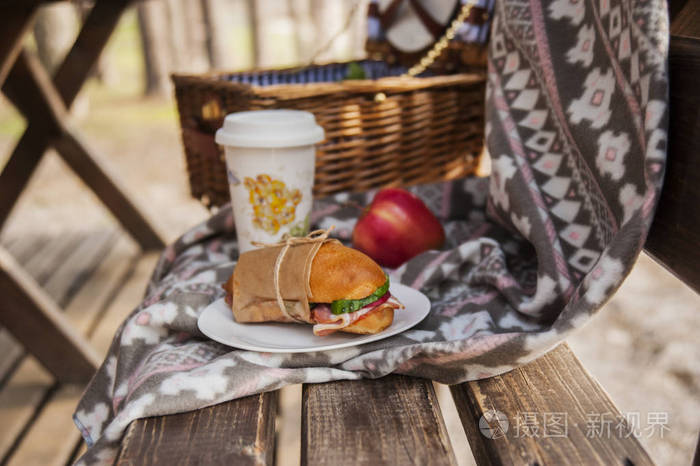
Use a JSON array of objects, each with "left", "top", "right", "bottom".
[{"left": 172, "top": 60, "right": 485, "bottom": 208}]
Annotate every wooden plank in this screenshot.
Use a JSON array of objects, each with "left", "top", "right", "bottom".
[
  {"left": 0, "top": 247, "right": 101, "bottom": 384},
  {"left": 0, "top": 234, "right": 61, "bottom": 384},
  {"left": 0, "top": 230, "right": 112, "bottom": 387},
  {"left": 0, "top": 3, "right": 36, "bottom": 87},
  {"left": 6, "top": 240, "right": 149, "bottom": 466},
  {"left": 0, "top": 234, "right": 29, "bottom": 257},
  {"left": 0, "top": 231, "right": 121, "bottom": 464},
  {"left": 42, "top": 230, "right": 116, "bottom": 303},
  {"left": 0, "top": 234, "right": 141, "bottom": 464},
  {"left": 0, "top": 233, "right": 80, "bottom": 384},
  {"left": 20, "top": 234, "right": 82, "bottom": 293},
  {"left": 3, "top": 233, "right": 52, "bottom": 265},
  {"left": 4, "top": 384, "right": 83, "bottom": 466},
  {"left": 449, "top": 343, "right": 654, "bottom": 466},
  {"left": 116, "top": 392, "right": 278, "bottom": 466},
  {"left": 0, "top": 332, "right": 22, "bottom": 386},
  {"left": 0, "top": 358, "right": 53, "bottom": 461},
  {"left": 301, "top": 375, "right": 457, "bottom": 466},
  {"left": 645, "top": 36, "right": 700, "bottom": 293}
]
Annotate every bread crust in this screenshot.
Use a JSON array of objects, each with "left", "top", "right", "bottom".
[
  {"left": 339, "top": 304, "right": 394, "bottom": 334},
  {"left": 309, "top": 242, "right": 386, "bottom": 302}
]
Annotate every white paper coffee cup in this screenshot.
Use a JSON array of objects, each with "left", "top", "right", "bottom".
[{"left": 215, "top": 110, "right": 324, "bottom": 253}]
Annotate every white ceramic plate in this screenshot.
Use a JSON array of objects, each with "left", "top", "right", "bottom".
[{"left": 197, "top": 283, "right": 430, "bottom": 353}]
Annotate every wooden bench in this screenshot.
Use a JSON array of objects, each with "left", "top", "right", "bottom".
[{"left": 115, "top": 3, "right": 700, "bottom": 465}]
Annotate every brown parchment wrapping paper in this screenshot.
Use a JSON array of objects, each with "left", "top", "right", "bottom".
[{"left": 224, "top": 239, "right": 339, "bottom": 324}]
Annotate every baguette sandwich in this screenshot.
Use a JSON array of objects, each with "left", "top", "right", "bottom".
[{"left": 223, "top": 241, "right": 403, "bottom": 336}]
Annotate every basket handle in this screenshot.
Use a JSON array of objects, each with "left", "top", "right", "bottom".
[
  {"left": 309, "top": 1, "right": 487, "bottom": 73},
  {"left": 402, "top": 1, "right": 488, "bottom": 78},
  {"left": 371, "top": 1, "right": 488, "bottom": 103}
]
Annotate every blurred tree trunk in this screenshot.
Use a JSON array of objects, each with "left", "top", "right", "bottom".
[
  {"left": 201, "top": 0, "right": 231, "bottom": 69},
  {"left": 182, "top": 0, "right": 212, "bottom": 71},
  {"left": 163, "top": 0, "right": 211, "bottom": 73},
  {"left": 246, "top": 0, "right": 263, "bottom": 67},
  {"left": 137, "top": 1, "right": 172, "bottom": 96},
  {"left": 33, "top": 3, "right": 79, "bottom": 75},
  {"left": 289, "top": 0, "right": 314, "bottom": 64},
  {"left": 164, "top": 0, "right": 187, "bottom": 72},
  {"left": 227, "top": 0, "right": 254, "bottom": 69}
]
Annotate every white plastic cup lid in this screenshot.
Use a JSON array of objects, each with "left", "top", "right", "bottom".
[{"left": 215, "top": 109, "right": 325, "bottom": 148}]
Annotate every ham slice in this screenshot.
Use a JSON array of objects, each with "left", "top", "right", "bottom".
[
  {"left": 223, "top": 290, "right": 403, "bottom": 337},
  {"left": 311, "top": 293, "right": 400, "bottom": 336}
]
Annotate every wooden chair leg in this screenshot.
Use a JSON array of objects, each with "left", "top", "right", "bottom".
[
  {"left": 0, "top": 0, "right": 131, "bottom": 218},
  {"left": 0, "top": 3, "right": 37, "bottom": 86},
  {"left": 52, "top": 0, "right": 132, "bottom": 109},
  {"left": 0, "top": 5, "right": 165, "bottom": 250},
  {"left": 0, "top": 247, "right": 100, "bottom": 385},
  {"left": 0, "top": 126, "right": 54, "bottom": 230}
]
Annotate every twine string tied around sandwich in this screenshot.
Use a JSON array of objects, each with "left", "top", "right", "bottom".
[{"left": 251, "top": 226, "right": 335, "bottom": 322}]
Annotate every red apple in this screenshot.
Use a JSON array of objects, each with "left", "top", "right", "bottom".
[{"left": 352, "top": 188, "right": 445, "bottom": 268}]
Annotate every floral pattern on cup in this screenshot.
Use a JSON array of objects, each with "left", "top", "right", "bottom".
[{"left": 244, "top": 174, "right": 302, "bottom": 234}]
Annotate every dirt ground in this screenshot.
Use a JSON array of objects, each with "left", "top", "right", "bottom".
[{"left": 1, "top": 41, "right": 698, "bottom": 466}]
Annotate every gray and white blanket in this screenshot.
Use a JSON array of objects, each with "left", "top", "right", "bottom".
[{"left": 74, "top": 0, "right": 669, "bottom": 463}]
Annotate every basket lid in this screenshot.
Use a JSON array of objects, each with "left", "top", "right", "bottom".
[{"left": 215, "top": 110, "right": 324, "bottom": 148}]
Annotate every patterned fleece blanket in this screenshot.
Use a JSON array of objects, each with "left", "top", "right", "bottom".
[{"left": 74, "top": 0, "right": 669, "bottom": 463}]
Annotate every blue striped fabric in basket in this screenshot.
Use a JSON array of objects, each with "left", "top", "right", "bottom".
[{"left": 222, "top": 60, "right": 417, "bottom": 87}]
